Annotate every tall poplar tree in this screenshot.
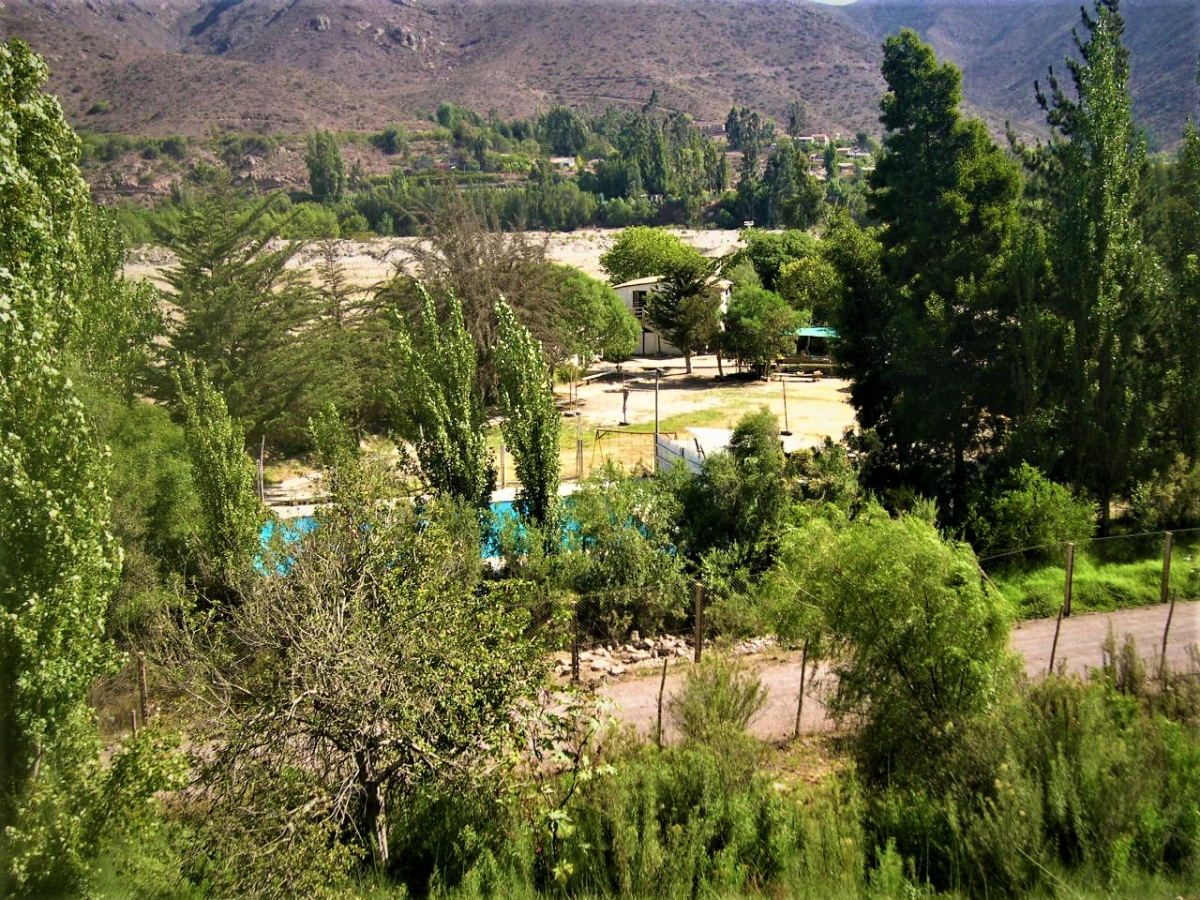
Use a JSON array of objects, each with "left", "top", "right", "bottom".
[
  {"left": 0, "top": 39, "right": 120, "bottom": 893},
  {"left": 1035, "top": 0, "right": 1162, "bottom": 532},
  {"left": 496, "top": 300, "right": 561, "bottom": 530},
  {"left": 391, "top": 286, "right": 495, "bottom": 511}
]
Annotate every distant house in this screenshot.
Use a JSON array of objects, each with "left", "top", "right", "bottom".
[{"left": 612, "top": 275, "right": 732, "bottom": 357}]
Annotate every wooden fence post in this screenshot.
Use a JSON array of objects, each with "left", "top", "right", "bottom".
[
  {"left": 1063, "top": 542, "right": 1076, "bottom": 617},
  {"left": 137, "top": 651, "right": 150, "bottom": 725},
  {"left": 655, "top": 658, "right": 669, "bottom": 748},
  {"left": 1161, "top": 531, "right": 1177, "bottom": 676},
  {"left": 571, "top": 601, "right": 580, "bottom": 684},
  {"left": 794, "top": 639, "right": 809, "bottom": 740},
  {"left": 693, "top": 581, "right": 703, "bottom": 664}
]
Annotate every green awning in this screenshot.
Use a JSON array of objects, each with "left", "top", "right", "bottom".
[{"left": 795, "top": 327, "right": 839, "bottom": 339}]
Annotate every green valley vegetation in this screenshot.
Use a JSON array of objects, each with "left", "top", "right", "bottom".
[{"left": 4, "top": 2, "right": 1200, "bottom": 896}]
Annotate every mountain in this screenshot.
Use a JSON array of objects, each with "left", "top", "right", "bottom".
[
  {"left": 839, "top": 0, "right": 1199, "bottom": 149},
  {"left": 0, "top": 0, "right": 1195, "bottom": 148}
]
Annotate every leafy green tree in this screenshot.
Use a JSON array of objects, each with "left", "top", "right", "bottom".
[
  {"left": 181, "top": 446, "right": 543, "bottom": 882},
  {"left": 785, "top": 100, "right": 808, "bottom": 138},
  {"left": 496, "top": 300, "right": 561, "bottom": 530},
  {"left": 824, "top": 214, "right": 892, "bottom": 436},
  {"left": 736, "top": 228, "right": 817, "bottom": 292},
  {"left": 391, "top": 286, "right": 496, "bottom": 511},
  {"left": 599, "top": 225, "right": 705, "bottom": 284},
  {"left": 556, "top": 463, "right": 689, "bottom": 638},
  {"left": 547, "top": 264, "right": 639, "bottom": 362},
  {"left": 0, "top": 38, "right": 148, "bottom": 894},
  {"left": 388, "top": 194, "right": 564, "bottom": 402},
  {"left": 307, "top": 236, "right": 396, "bottom": 436},
  {"left": 647, "top": 253, "right": 724, "bottom": 374},
  {"left": 1157, "top": 122, "right": 1200, "bottom": 461},
  {"left": 777, "top": 254, "right": 841, "bottom": 323},
  {"left": 676, "top": 409, "right": 791, "bottom": 571},
  {"left": 721, "top": 284, "right": 804, "bottom": 375},
  {"left": 538, "top": 106, "right": 589, "bottom": 156},
  {"left": 965, "top": 463, "right": 1096, "bottom": 561},
  {"left": 68, "top": 205, "right": 162, "bottom": 399},
  {"left": 305, "top": 129, "right": 346, "bottom": 202},
  {"left": 172, "top": 358, "right": 263, "bottom": 606},
  {"left": 1034, "top": 0, "right": 1162, "bottom": 532},
  {"left": 791, "top": 508, "right": 1012, "bottom": 785}
]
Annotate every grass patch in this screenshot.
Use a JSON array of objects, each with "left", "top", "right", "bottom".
[{"left": 989, "top": 544, "right": 1200, "bottom": 619}]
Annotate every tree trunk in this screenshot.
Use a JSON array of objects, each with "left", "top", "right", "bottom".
[
  {"left": 366, "top": 780, "right": 389, "bottom": 869},
  {"left": 684, "top": 349, "right": 693, "bottom": 374}
]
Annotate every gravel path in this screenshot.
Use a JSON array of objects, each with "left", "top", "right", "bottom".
[{"left": 599, "top": 601, "right": 1200, "bottom": 743}]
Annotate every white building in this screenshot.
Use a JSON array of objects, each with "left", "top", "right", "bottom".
[{"left": 612, "top": 275, "right": 732, "bottom": 357}]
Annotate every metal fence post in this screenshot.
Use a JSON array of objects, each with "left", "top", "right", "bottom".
[{"left": 693, "top": 581, "right": 703, "bottom": 663}]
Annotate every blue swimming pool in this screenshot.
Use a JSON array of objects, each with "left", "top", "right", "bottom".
[{"left": 258, "top": 499, "right": 576, "bottom": 572}]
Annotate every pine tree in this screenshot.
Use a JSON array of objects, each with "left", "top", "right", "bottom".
[{"left": 857, "top": 29, "right": 1021, "bottom": 517}]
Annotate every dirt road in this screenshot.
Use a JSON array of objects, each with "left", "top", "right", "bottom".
[{"left": 600, "top": 601, "right": 1200, "bottom": 743}]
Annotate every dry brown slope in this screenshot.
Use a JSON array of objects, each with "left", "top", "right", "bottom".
[
  {"left": 841, "top": 0, "right": 1200, "bottom": 148},
  {"left": 0, "top": 0, "right": 888, "bottom": 136}
]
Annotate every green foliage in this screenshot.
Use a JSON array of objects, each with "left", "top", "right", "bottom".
[
  {"left": 369, "top": 124, "right": 408, "bottom": 155},
  {"left": 157, "top": 189, "right": 321, "bottom": 449},
  {"left": 721, "top": 283, "right": 804, "bottom": 374},
  {"left": 736, "top": 228, "right": 817, "bottom": 292},
  {"left": 967, "top": 463, "right": 1097, "bottom": 561},
  {"left": 537, "top": 106, "right": 589, "bottom": 156},
  {"left": 646, "top": 252, "right": 723, "bottom": 372},
  {"left": 391, "top": 285, "right": 496, "bottom": 510},
  {"left": 0, "top": 39, "right": 130, "bottom": 894},
  {"left": 546, "top": 264, "right": 639, "bottom": 363},
  {"left": 859, "top": 29, "right": 1023, "bottom": 523},
  {"left": 599, "top": 226, "right": 704, "bottom": 284},
  {"left": 676, "top": 408, "right": 791, "bottom": 570},
  {"left": 68, "top": 205, "right": 163, "bottom": 399},
  {"left": 495, "top": 299, "right": 561, "bottom": 530},
  {"left": 172, "top": 357, "right": 262, "bottom": 605},
  {"left": 559, "top": 741, "right": 807, "bottom": 898},
  {"left": 1130, "top": 453, "right": 1200, "bottom": 530},
  {"left": 305, "top": 130, "right": 346, "bottom": 201},
  {"left": 793, "top": 508, "right": 1013, "bottom": 786},
  {"left": 868, "top": 675, "right": 1200, "bottom": 895},
  {"left": 557, "top": 463, "right": 688, "bottom": 639},
  {"left": 1035, "top": 0, "right": 1162, "bottom": 531},
  {"left": 84, "top": 389, "right": 198, "bottom": 642},
  {"left": 778, "top": 253, "right": 840, "bottom": 323},
  {"left": 181, "top": 449, "right": 544, "bottom": 878}
]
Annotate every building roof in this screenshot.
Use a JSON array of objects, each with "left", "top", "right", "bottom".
[{"left": 613, "top": 276, "right": 663, "bottom": 290}]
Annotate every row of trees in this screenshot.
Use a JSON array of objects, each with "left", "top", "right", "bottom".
[{"left": 818, "top": 1, "right": 1200, "bottom": 539}]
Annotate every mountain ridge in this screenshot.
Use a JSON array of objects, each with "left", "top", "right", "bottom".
[{"left": 0, "top": 0, "right": 1194, "bottom": 148}]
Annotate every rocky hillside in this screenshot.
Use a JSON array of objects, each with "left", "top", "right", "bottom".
[{"left": 0, "top": 0, "right": 1194, "bottom": 147}]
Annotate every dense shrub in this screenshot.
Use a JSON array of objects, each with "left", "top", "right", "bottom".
[
  {"left": 967, "top": 463, "right": 1096, "bottom": 563},
  {"left": 1130, "top": 453, "right": 1200, "bottom": 529},
  {"left": 668, "top": 656, "right": 769, "bottom": 744}
]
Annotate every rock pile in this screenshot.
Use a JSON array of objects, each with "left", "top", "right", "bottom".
[
  {"left": 554, "top": 633, "right": 781, "bottom": 682},
  {"left": 555, "top": 632, "right": 694, "bottom": 680}
]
